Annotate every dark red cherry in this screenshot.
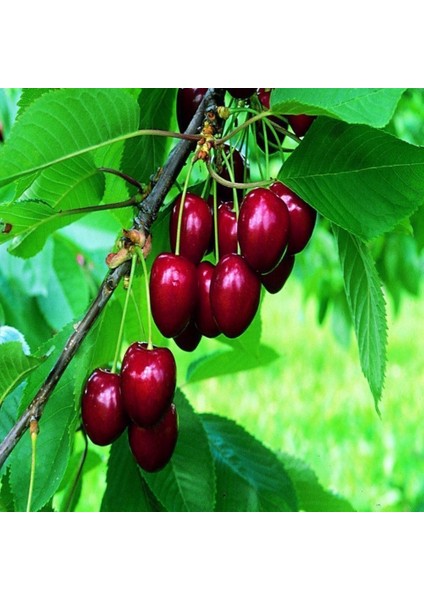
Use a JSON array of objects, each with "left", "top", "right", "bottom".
[
  {"left": 150, "top": 252, "right": 198, "bottom": 338},
  {"left": 269, "top": 182, "right": 317, "bottom": 254},
  {"left": 287, "top": 114, "right": 316, "bottom": 137},
  {"left": 173, "top": 319, "right": 202, "bottom": 352},
  {"left": 121, "top": 342, "right": 176, "bottom": 427},
  {"left": 169, "top": 192, "right": 213, "bottom": 264},
  {"left": 210, "top": 254, "right": 261, "bottom": 338},
  {"left": 176, "top": 88, "right": 207, "bottom": 133},
  {"left": 227, "top": 88, "right": 256, "bottom": 100},
  {"left": 238, "top": 187, "right": 290, "bottom": 274},
  {"left": 195, "top": 261, "right": 220, "bottom": 338},
  {"left": 217, "top": 202, "right": 238, "bottom": 258},
  {"left": 81, "top": 369, "right": 128, "bottom": 446},
  {"left": 215, "top": 145, "right": 245, "bottom": 202},
  {"left": 261, "top": 254, "right": 295, "bottom": 294},
  {"left": 128, "top": 403, "right": 178, "bottom": 472}
]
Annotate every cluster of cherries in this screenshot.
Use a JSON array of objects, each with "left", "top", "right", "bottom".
[
  {"left": 80, "top": 87, "right": 316, "bottom": 472},
  {"left": 149, "top": 178, "right": 316, "bottom": 351},
  {"left": 81, "top": 342, "right": 178, "bottom": 472}
]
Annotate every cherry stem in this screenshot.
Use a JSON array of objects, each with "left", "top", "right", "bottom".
[
  {"left": 216, "top": 111, "right": 273, "bottom": 145},
  {"left": 99, "top": 167, "right": 144, "bottom": 194},
  {"left": 26, "top": 420, "right": 38, "bottom": 512},
  {"left": 57, "top": 197, "right": 139, "bottom": 218},
  {"left": 220, "top": 149, "right": 241, "bottom": 254},
  {"left": 207, "top": 162, "right": 273, "bottom": 189},
  {"left": 175, "top": 157, "right": 195, "bottom": 256},
  {"left": 213, "top": 179, "right": 219, "bottom": 262},
  {"left": 111, "top": 253, "right": 138, "bottom": 373},
  {"left": 135, "top": 247, "right": 153, "bottom": 350},
  {"left": 64, "top": 430, "right": 88, "bottom": 512}
]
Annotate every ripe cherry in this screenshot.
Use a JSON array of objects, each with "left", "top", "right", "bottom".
[
  {"left": 287, "top": 114, "right": 316, "bottom": 137},
  {"left": 210, "top": 254, "right": 261, "bottom": 338},
  {"left": 121, "top": 342, "right": 176, "bottom": 428},
  {"left": 195, "top": 261, "right": 220, "bottom": 338},
  {"left": 128, "top": 403, "right": 178, "bottom": 472},
  {"left": 169, "top": 192, "right": 213, "bottom": 264},
  {"left": 270, "top": 182, "right": 317, "bottom": 254},
  {"left": 261, "top": 254, "right": 295, "bottom": 294},
  {"left": 238, "top": 187, "right": 290, "bottom": 274},
  {"left": 227, "top": 88, "right": 256, "bottom": 100},
  {"left": 81, "top": 369, "right": 128, "bottom": 446},
  {"left": 176, "top": 88, "right": 207, "bottom": 133},
  {"left": 150, "top": 252, "right": 198, "bottom": 338},
  {"left": 217, "top": 202, "right": 238, "bottom": 258},
  {"left": 173, "top": 319, "right": 202, "bottom": 352}
]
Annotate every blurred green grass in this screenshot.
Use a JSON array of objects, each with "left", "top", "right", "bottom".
[
  {"left": 75, "top": 275, "right": 424, "bottom": 512},
  {"left": 182, "top": 276, "right": 424, "bottom": 512}
]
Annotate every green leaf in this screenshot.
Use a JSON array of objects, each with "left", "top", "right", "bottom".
[
  {"left": 280, "top": 453, "right": 355, "bottom": 511},
  {"left": 101, "top": 435, "right": 159, "bottom": 512},
  {"left": 121, "top": 88, "right": 176, "bottom": 188},
  {"left": 0, "top": 341, "right": 43, "bottom": 406},
  {"left": 201, "top": 414, "right": 298, "bottom": 512},
  {"left": 36, "top": 236, "right": 90, "bottom": 329},
  {"left": 334, "top": 226, "right": 387, "bottom": 409},
  {"left": 142, "top": 389, "right": 216, "bottom": 512},
  {"left": 186, "top": 344, "right": 279, "bottom": 383},
  {"left": 0, "top": 385, "right": 23, "bottom": 477},
  {"left": 0, "top": 470, "right": 14, "bottom": 511},
  {"left": 16, "top": 88, "right": 55, "bottom": 119},
  {"left": 9, "top": 366, "right": 76, "bottom": 512},
  {"left": 271, "top": 88, "right": 405, "bottom": 127},
  {"left": 0, "top": 88, "right": 140, "bottom": 187},
  {"left": 280, "top": 117, "right": 424, "bottom": 240}
]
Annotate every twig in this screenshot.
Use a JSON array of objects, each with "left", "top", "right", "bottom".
[{"left": 0, "top": 88, "right": 225, "bottom": 470}]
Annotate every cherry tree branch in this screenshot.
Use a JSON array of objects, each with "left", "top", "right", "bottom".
[{"left": 0, "top": 88, "right": 225, "bottom": 470}]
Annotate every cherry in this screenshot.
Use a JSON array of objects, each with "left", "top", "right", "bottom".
[
  {"left": 176, "top": 88, "right": 207, "bottom": 133},
  {"left": 215, "top": 145, "right": 245, "bottom": 202},
  {"left": 269, "top": 182, "right": 317, "bottom": 254},
  {"left": 261, "top": 253, "right": 295, "bottom": 294},
  {"left": 150, "top": 252, "right": 198, "bottom": 338},
  {"left": 210, "top": 254, "right": 261, "bottom": 338},
  {"left": 227, "top": 88, "right": 256, "bottom": 100},
  {"left": 217, "top": 202, "right": 238, "bottom": 258},
  {"left": 195, "top": 261, "right": 220, "bottom": 338},
  {"left": 128, "top": 403, "right": 178, "bottom": 472},
  {"left": 121, "top": 342, "right": 176, "bottom": 427},
  {"left": 81, "top": 369, "right": 128, "bottom": 446},
  {"left": 238, "top": 187, "right": 290, "bottom": 274},
  {"left": 287, "top": 114, "right": 316, "bottom": 137},
  {"left": 173, "top": 319, "right": 202, "bottom": 352},
  {"left": 169, "top": 192, "right": 213, "bottom": 264}
]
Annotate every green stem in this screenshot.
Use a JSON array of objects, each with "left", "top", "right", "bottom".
[
  {"left": 175, "top": 157, "right": 195, "bottom": 256},
  {"left": 64, "top": 431, "right": 88, "bottom": 512},
  {"left": 59, "top": 197, "right": 138, "bottom": 218},
  {"left": 135, "top": 247, "right": 153, "bottom": 350},
  {"left": 213, "top": 179, "right": 219, "bottom": 263},
  {"left": 111, "top": 253, "right": 138, "bottom": 373},
  {"left": 26, "top": 425, "right": 37, "bottom": 513},
  {"left": 216, "top": 111, "right": 273, "bottom": 145},
  {"left": 207, "top": 162, "right": 273, "bottom": 189},
  {"left": 221, "top": 149, "right": 241, "bottom": 255}
]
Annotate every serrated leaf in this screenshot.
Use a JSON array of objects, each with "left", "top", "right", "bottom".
[
  {"left": 0, "top": 341, "right": 43, "bottom": 406},
  {"left": 280, "top": 117, "right": 424, "bottom": 241},
  {"left": 271, "top": 88, "right": 405, "bottom": 127},
  {"left": 37, "top": 236, "right": 90, "bottom": 329},
  {"left": 121, "top": 88, "right": 176, "bottom": 189},
  {"left": 280, "top": 453, "right": 355, "bottom": 512},
  {"left": 186, "top": 344, "right": 279, "bottom": 383},
  {"left": 9, "top": 365, "right": 76, "bottom": 512},
  {"left": 334, "top": 226, "right": 387, "bottom": 409},
  {"left": 201, "top": 414, "right": 298, "bottom": 512},
  {"left": 0, "top": 88, "right": 140, "bottom": 187},
  {"left": 101, "top": 435, "right": 158, "bottom": 512},
  {"left": 142, "top": 389, "right": 216, "bottom": 512}
]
